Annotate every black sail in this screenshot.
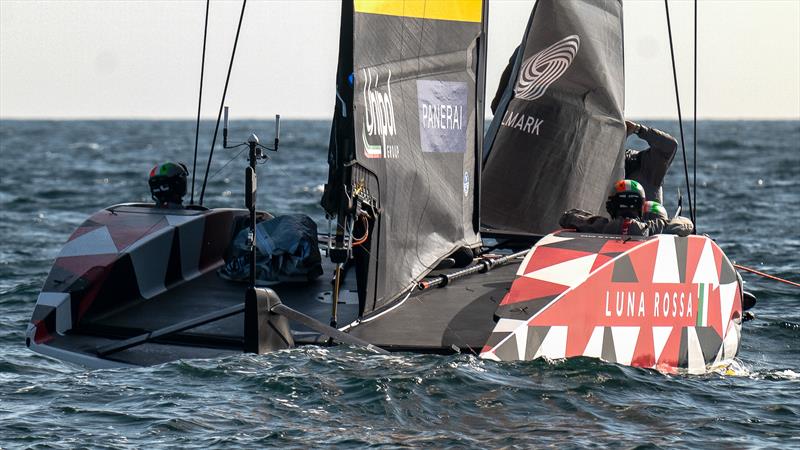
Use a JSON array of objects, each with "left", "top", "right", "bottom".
[
  {"left": 481, "top": 0, "right": 626, "bottom": 235},
  {"left": 323, "top": 1, "right": 487, "bottom": 314}
]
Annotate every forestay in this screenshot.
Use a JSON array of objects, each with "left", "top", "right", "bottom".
[
  {"left": 322, "top": 0, "right": 488, "bottom": 314},
  {"left": 481, "top": 0, "right": 626, "bottom": 235}
]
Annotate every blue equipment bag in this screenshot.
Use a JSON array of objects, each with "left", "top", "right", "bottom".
[{"left": 220, "top": 214, "right": 323, "bottom": 284}]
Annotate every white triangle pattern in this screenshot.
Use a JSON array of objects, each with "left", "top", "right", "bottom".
[
  {"left": 534, "top": 326, "right": 568, "bottom": 359},
  {"left": 652, "top": 326, "right": 673, "bottom": 364},
  {"left": 515, "top": 327, "right": 527, "bottom": 360},
  {"left": 58, "top": 226, "right": 119, "bottom": 257},
  {"left": 583, "top": 326, "right": 604, "bottom": 358},
  {"left": 652, "top": 235, "right": 680, "bottom": 283},
  {"left": 712, "top": 344, "right": 725, "bottom": 367},
  {"left": 484, "top": 318, "right": 535, "bottom": 362},
  {"left": 718, "top": 282, "right": 738, "bottom": 338},
  {"left": 686, "top": 327, "right": 707, "bottom": 375},
  {"left": 494, "top": 318, "right": 528, "bottom": 333},
  {"left": 610, "top": 327, "right": 640, "bottom": 366},
  {"left": 523, "top": 254, "right": 597, "bottom": 288},
  {"left": 722, "top": 320, "right": 741, "bottom": 360},
  {"left": 536, "top": 234, "right": 574, "bottom": 247},
  {"left": 692, "top": 239, "right": 719, "bottom": 287},
  {"left": 516, "top": 234, "right": 575, "bottom": 276},
  {"left": 516, "top": 247, "right": 536, "bottom": 276},
  {"left": 481, "top": 351, "right": 501, "bottom": 362}
]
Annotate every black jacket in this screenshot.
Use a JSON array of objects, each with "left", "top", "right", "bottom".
[
  {"left": 559, "top": 209, "right": 693, "bottom": 237},
  {"left": 625, "top": 125, "right": 678, "bottom": 204}
]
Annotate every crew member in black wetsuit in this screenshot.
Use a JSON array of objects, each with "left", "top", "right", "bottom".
[
  {"left": 641, "top": 200, "right": 692, "bottom": 235},
  {"left": 624, "top": 121, "right": 678, "bottom": 204},
  {"left": 559, "top": 180, "right": 692, "bottom": 237},
  {"left": 642, "top": 200, "right": 668, "bottom": 221},
  {"left": 148, "top": 162, "right": 189, "bottom": 209}
]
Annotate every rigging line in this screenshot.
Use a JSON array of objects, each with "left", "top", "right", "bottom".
[
  {"left": 338, "top": 287, "right": 415, "bottom": 332},
  {"left": 693, "top": 0, "right": 698, "bottom": 230},
  {"left": 664, "top": 0, "right": 696, "bottom": 230},
  {"left": 199, "top": 0, "right": 247, "bottom": 206},
  {"left": 733, "top": 263, "right": 800, "bottom": 289},
  {"left": 190, "top": 0, "right": 210, "bottom": 205},
  {"left": 207, "top": 144, "right": 248, "bottom": 183}
]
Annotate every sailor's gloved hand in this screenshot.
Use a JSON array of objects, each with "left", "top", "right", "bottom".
[
  {"left": 664, "top": 216, "right": 693, "bottom": 237},
  {"left": 559, "top": 208, "right": 600, "bottom": 229},
  {"left": 625, "top": 120, "right": 642, "bottom": 137}
]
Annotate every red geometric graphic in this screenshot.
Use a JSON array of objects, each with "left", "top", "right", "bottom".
[{"left": 482, "top": 232, "right": 744, "bottom": 374}]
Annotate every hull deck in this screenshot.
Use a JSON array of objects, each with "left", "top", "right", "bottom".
[
  {"left": 27, "top": 202, "right": 743, "bottom": 373},
  {"left": 32, "top": 247, "right": 520, "bottom": 367}
]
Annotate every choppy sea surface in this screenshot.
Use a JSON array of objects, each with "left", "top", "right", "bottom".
[{"left": 1, "top": 119, "right": 798, "bottom": 448}]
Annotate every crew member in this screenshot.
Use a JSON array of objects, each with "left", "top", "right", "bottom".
[
  {"left": 642, "top": 200, "right": 668, "bottom": 221},
  {"left": 624, "top": 120, "right": 678, "bottom": 204},
  {"left": 148, "top": 162, "right": 189, "bottom": 208},
  {"left": 559, "top": 180, "right": 692, "bottom": 237},
  {"left": 642, "top": 200, "right": 693, "bottom": 236}
]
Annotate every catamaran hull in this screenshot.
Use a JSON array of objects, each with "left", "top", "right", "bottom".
[
  {"left": 480, "top": 232, "right": 744, "bottom": 374},
  {"left": 27, "top": 207, "right": 742, "bottom": 374}
]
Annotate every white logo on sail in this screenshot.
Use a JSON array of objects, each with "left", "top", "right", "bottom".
[
  {"left": 416, "top": 80, "right": 468, "bottom": 153},
  {"left": 362, "top": 68, "right": 398, "bottom": 159},
  {"left": 514, "top": 35, "right": 580, "bottom": 101}
]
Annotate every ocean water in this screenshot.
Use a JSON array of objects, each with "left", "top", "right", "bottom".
[{"left": 1, "top": 119, "right": 798, "bottom": 448}]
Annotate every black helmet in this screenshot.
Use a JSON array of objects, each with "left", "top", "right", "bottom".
[
  {"left": 606, "top": 179, "right": 645, "bottom": 219},
  {"left": 149, "top": 162, "right": 188, "bottom": 206}
]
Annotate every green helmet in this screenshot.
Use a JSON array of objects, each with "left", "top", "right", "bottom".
[{"left": 642, "top": 201, "right": 668, "bottom": 221}]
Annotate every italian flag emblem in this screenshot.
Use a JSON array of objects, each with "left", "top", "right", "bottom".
[{"left": 696, "top": 283, "right": 710, "bottom": 327}]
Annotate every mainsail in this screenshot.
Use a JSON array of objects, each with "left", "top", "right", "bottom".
[
  {"left": 481, "top": 0, "right": 626, "bottom": 235},
  {"left": 323, "top": 0, "right": 488, "bottom": 314}
]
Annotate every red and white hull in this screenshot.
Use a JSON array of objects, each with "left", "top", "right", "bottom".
[{"left": 480, "top": 232, "right": 744, "bottom": 374}]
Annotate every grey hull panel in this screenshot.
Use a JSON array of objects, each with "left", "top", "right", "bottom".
[
  {"left": 347, "top": 264, "right": 516, "bottom": 351},
  {"left": 28, "top": 262, "right": 517, "bottom": 366}
]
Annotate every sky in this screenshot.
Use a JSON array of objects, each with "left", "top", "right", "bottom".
[{"left": 1, "top": 0, "right": 798, "bottom": 120}]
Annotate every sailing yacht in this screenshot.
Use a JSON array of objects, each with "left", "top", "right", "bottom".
[{"left": 27, "top": 0, "right": 745, "bottom": 374}]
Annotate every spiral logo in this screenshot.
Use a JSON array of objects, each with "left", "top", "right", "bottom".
[{"left": 513, "top": 35, "right": 580, "bottom": 101}]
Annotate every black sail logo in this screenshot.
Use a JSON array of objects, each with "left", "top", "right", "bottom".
[
  {"left": 514, "top": 35, "right": 580, "bottom": 101},
  {"left": 362, "top": 68, "right": 398, "bottom": 159}
]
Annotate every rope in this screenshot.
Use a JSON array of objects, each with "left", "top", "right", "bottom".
[
  {"left": 190, "top": 0, "right": 210, "bottom": 205},
  {"left": 199, "top": 0, "right": 247, "bottom": 206},
  {"left": 734, "top": 264, "right": 800, "bottom": 289},
  {"left": 351, "top": 215, "right": 369, "bottom": 246},
  {"left": 664, "top": 0, "right": 696, "bottom": 231},
  {"left": 693, "top": 0, "right": 698, "bottom": 230},
  {"left": 207, "top": 144, "right": 249, "bottom": 183}
]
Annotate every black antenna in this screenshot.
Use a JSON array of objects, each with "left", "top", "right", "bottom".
[
  {"left": 664, "top": 0, "right": 696, "bottom": 231},
  {"left": 199, "top": 0, "right": 247, "bottom": 206},
  {"left": 221, "top": 109, "right": 281, "bottom": 288},
  {"left": 190, "top": 0, "right": 210, "bottom": 205}
]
